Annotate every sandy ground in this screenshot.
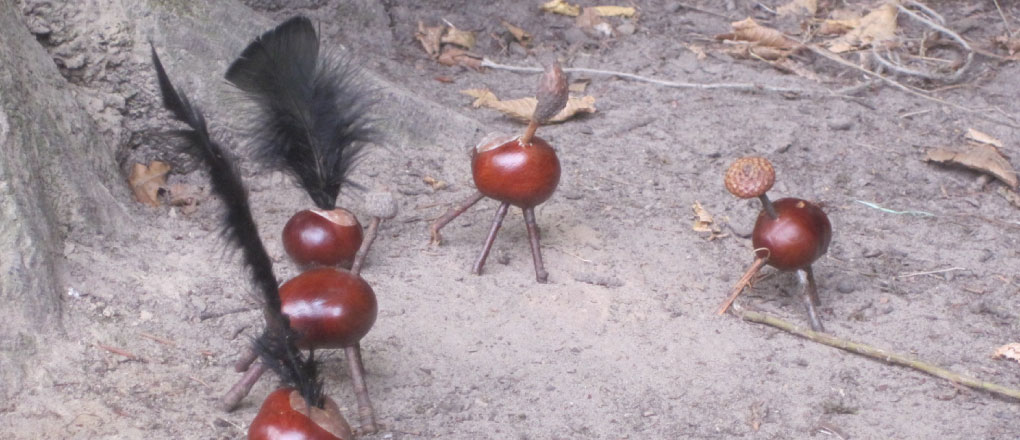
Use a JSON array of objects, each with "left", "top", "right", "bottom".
[{"left": 4, "top": 1, "right": 1020, "bottom": 439}]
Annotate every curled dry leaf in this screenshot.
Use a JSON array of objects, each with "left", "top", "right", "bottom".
[
  {"left": 541, "top": 0, "right": 581, "bottom": 17},
  {"left": 569, "top": 79, "right": 590, "bottom": 93},
  {"left": 827, "top": 3, "right": 898, "bottom": 53},
  {"left": 691, "top": 201, "right": 715, "bottom": 233},
  {"left": 717, "top": 18, "right": 799, "bottom": 51},
  {"left": 460, "top": 88, "right": 596, "bottom": 123},
  {"left": 416, "top": 21, "right": 443, "bottom": 57},
  {"left": 926, "top": 143, "right": 1018, "bottom": 189},
  {"left": 128, "top": 161, "right": 171, "bottom": 207},
  {"left": 438, "top": 47, "right": 483, "bottom": 70},
  {"left": 777, "top": 0, "right": 817, "bottom": 16},
  {"left": 441, "top": 27, "right": 476, "bottom": 50},
  {"left": 501, "top": 20, "right": 532, "bottom": 46},
  {"left": 993, "top": 343, "right": 1020, "bottom": 365},
  {"left": 965, "top": 128, "right": 1004, "bottom": 148}
]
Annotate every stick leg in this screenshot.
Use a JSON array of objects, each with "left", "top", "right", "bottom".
[
  {"left": 345, "top": 344, "right": 377, "bottom": 434},
  {"left": 221, "top": 362, "right": 268, "bottom": 411},
  {"left": 799, "top": 267, "right": 825, "bottom": 332},
  {"left": 522, "top": 207, "right": 549, "bottom": 283},
  {"left": 472, "top": 202, "right": 510, "bottom": 275},
  {"left": 351, "top": 217, "right": 382, "bottom": 276},
  {"left": 430, "top": 191, "right": 485, "bottom": 244},
  {"left": 234, "top": 346, "right": 258, "bottom": 372},
  {"left": 716, "top": 257, "right": 767, "bottom": 315}
]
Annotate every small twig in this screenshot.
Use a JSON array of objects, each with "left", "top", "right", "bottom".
[
  {"left": 139, "top": 332, "right": 178, "bottom": 347},
  {"left": 717, "top": 255, "right": 768, "bottom": 315},
  {"left": 96, "top": 343, "right": 146, "bottom": 362},
  {"left": 896, "top": 267, "right": 967, "bottom": 279},
  {"left": 992, "top": 0, "right": 1013, "bottom": 37},
  {"left": 199, "top": 306, "right": 258, "bottom": 321},
  {"left": 734, "top": 307, "right": 1020, "bottom": 401},
  {"left": 893, "top": 3, "right": 974, "bottom": 83},
  {"left": 673, "top": 2, "right": 734, "bottom": 21}
]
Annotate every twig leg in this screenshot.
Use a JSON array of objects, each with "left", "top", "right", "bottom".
[
  {"left": 351, "top": 217, "right": 382, "bottom": 276},
  {"left": 799, "top": 267, "right": 825, "bottom": 332},
  {"left": 522, "top": 207, "right": 549, "bottom": 283},
  {"left": 234, "top": 346, "right": 258, "bottom": 372},
  {"left": 430, "top": 191, "right": 485, "bottom": 244},
  {"left": 221, "top": 362, "right": 268, "bottom": 412},
  {"left": 472, "top": 202, "right": 510, "bottom": 275},
  {"left": 345, "top": 344, "right": 377, "bottom": 434},
  {"left": 716, "top": 257, "right": 767, "bottom": 315}
]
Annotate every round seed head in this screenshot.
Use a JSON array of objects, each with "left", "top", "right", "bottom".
[
  {"left": 725, "top": 157, "right": 775, "bottom": 199},
  {"left": 364, "top": 191, "right": 397, "bottom": 219}
]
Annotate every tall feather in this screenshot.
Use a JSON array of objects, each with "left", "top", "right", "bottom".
[
  {"left": 225, "top": 15, "right": 375, "bottom": 210},
  {"left": 150, "top": 45, "right": 323, "bottom": 407}
]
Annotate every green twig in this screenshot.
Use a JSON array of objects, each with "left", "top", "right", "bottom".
[
  {"left": 734, "top": 307, "right": 1020, "bottom": 401},
  {"left": 855, "top": 200, "right": 935, "bottom": 217}
]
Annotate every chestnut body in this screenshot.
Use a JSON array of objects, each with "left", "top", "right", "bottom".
[
  {"left": 248, "top": 388, "right": 352, "bottom": 440},
  {"left": 280, "top": 268, "right": 377, "bottom": 349},
  {"left": 752, "top": 198, "right": 831, "bottom": 271},
  {"left": 472, "top": 136, "right": 560, "bottom": 208},
  {"left": 282, "top": 209, "right": 364, "bottom": 268}
]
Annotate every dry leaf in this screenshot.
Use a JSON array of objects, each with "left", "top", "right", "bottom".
[
  {"left": 965, "top": 128, "right": 1004, "bottom": 148},
  {"left": 502, "top": 20, "right": 532, "bottom": 46},
  {"left": 416, "top": 21, "right": 443, "bottom": 57},
  {"left": 994, "top": 35, "right": 1020, "bottom": 55},
  {"left": 591, "top": 6, "right": 636, "bottom": 17},
  {"left": 577, "top": 7, "right": 612, "bottom": 37},
  {"left": 460, "top": 89, "right": 596, "bottom": 123},
  {"left": 438, "top": 47, "right": 483, "bottom": 70},
  {"left": 423, "top": 176, "right": 448, "bottom": 191},
  {"left": 827, "top": 3, "right": 898, "bottom": 53},
  {"left": 541, "top": 0, "right": 581, "bottom": 16},
  {"left": 129, "top": 161, "right": 171, "bottom": 207},
  {"left": 994, "top": 343, "right": 1020, "bottom": 365},
  {"left": 692, "top": 201, "right": 715, "bottom": 233},
  {"left": 717, "top": 18, "right": 799, "bottom": 51},
  {"left": 777, "top": 0, "right": 817, "bottom": 16},
  {"left": 569, "top": 79, "right": 590, "bottom": 93},
  {"left": 818, "top": 18, "right": 858, "bottom": 36},
  {"left": 926, "top": 144, "right": 1018, "bottom": 189},
  {"left": 441, "top": 27, "right": 476, "bottom": 50}
]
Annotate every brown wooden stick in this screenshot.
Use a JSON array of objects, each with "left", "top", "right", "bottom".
[
  {"left": 522, "top": 207, "right": 548, "bottom": 283},
  {"left": 716, "top": 257, "right": 767, "bottom": 315},
  {"left": 351, "top": 216, "right": 381, "bottom": 276},
  {"left": 472, "top": 202, "right": 510, "bottom": 275},
  {"left": 520, "top": 120, "right": 539, "bottom": 145},
  {"left": 429, "top": 191, "right": 485, "bottom": 244},
  {"left": 735, "top": 307, "right": 1020, "bottom": 401},
  {"left": 221, "top": 362, "right": 268, "bottom": 412},
  {"left": 345, "top": 344, "right": 377, "bottom": 434}
]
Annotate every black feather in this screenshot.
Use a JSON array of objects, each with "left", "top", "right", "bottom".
[
  {"left": 150, "top": 44, "right": 323, "bottom": 407},
  {"left": 225, "top": 15, "right": 375, "bottom": 210}
]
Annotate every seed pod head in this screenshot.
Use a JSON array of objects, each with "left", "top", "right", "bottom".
[
  {"left": 364, "top": 190, "right": 397, "bottom": 219},
  {"left": 725, "top": 157, "right": 775, "bottom": 199},
  {"left": 532, "top": 60, "right": 568, "bottom": 124}
]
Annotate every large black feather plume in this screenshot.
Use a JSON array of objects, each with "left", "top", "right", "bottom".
[
  {"left": 150, "top": 45, "right": 324, "bottom": 407},
  {"left": 225, "top": 15, "right": 375, "bottom": 210}
]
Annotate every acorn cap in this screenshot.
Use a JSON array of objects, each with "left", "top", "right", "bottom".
[
  {"left": 725, "top": 157, "right": 775, "bottom": 199},
  {"left": 364, "top": 191, "right": 397, "bottom": 219}
]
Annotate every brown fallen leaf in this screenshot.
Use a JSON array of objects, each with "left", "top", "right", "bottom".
[
  {"left": 568, "top": 79, "right": 590, "bottom": 93},
  {"left": 441, "top": 27, "right": 476, "bottom": 50},
  {"left": 777, "top": 0, "right": 817, "bottom": 16},
  {"left": 129, "top": 161, "right": 171, "bottom": 207},
  {"left": 416, "top": 21, "right": 444, "bottom": 57},
  {"left": 692, "top": 201, "right": 715, "bottom": 233},
  {"left": 541, "top": 0, "right": 581, "bottom": 16},
  {"left": 460, "top": 88, "right": 596, "bottom": 123},
  {"left": 438, "top": 47, "right": 483, "bottom": 70},
  {"left": 994, "top": 343, "right": 1020, "bottom": 365},
  {"left": 827, "top": 3, "right": 898, "bottom": 53},
  {"left": 501, "top": 20, "right": 532, "bottom": 46},
  {"left": 590, "top": 6, "right": 636, "bottom": 17},
  {"left": 577, "top": 7, "right": 612, "bottom": 38},
  {"left": 717, "top": 18, "right": 799, "bottom": 51},
  {"left": 926, "top": 143, "right": 1018, "bottom": 189},
  {"left": 965, "top": 128, "right": 1004, "bottom": 148}
]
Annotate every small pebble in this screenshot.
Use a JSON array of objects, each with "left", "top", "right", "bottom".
[
  {"left": 979, "top": 249, "right": 994, "bottom": 263},
  {"left": 827, "top": 119, "right": 853, "bottom": 131},
  {"left": 617, "top": 22, "right": 636, "bottom": 36},
  {"left": 836, "top": 278, "right": 856, "bottom": 294}
]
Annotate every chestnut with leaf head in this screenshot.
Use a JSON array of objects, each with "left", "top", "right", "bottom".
[
  {"left": 429, "top": 61, "right": 568, "bottom": 283},
  {"left": 717, "top": 157, "right": 832, "bottom": 331}
]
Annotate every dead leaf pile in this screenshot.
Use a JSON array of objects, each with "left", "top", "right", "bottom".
[
  {"left": 129, "top": 161, "right": 171, "bottom": 207},
  {"left": 715, "top": 18, "right": 800, "bottom": 61},
  {"left": 461, "top": 88, "right": 596, "bottom": 123},
  {"left": 994, "top": 343, "right": 1020, "bottom": 365},
  {"left": 825, "top": 3, "right": 899, "bottom": 53},
  {"left": 692, "top": 201, "right": 727, "bottom": 240},
  {"left": 417, "top": 22, "right": 483, "bottom": 70},
  {"left": 926, "top": 128, "right": 1018, "bottom": 190}
]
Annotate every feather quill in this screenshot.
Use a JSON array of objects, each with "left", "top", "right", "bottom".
[
  {"left": 225, "top": 15, "right": 375, "bottom": 210},
  {"left": 150, "top": 45, "right": 323, "bottom": 406}
]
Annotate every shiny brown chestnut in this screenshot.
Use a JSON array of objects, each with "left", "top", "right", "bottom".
[
  {"left": 717, "top": 157, "right": 832, "bottom": 331},
  {"left": 249, "top": 388, "right": 353, "bottom": 440},
  {"left": 429, "top": 61, "right": 569, "bottom": 283},
  {"left": 280, "top": 268, "right": 377, "bottom": 349},
  {"left": 282, "top": 208, "right": 364, "bottom": 269}
]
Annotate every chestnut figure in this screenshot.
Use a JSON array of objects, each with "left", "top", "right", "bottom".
[
  {"left": 281, "top": 268, "right": 378, "bottom": 350},
  {"left": 283, "top": 208, "right": 364, "bottom": 269},
  {"left": 249, "top": 388, "right": 354, "bottom": 440},
  {"left": 429, "top": 61, "right": 568, "bottom": 283},
  {"left": 717, "top": 157, "right": 832, "bottom": 331}
]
